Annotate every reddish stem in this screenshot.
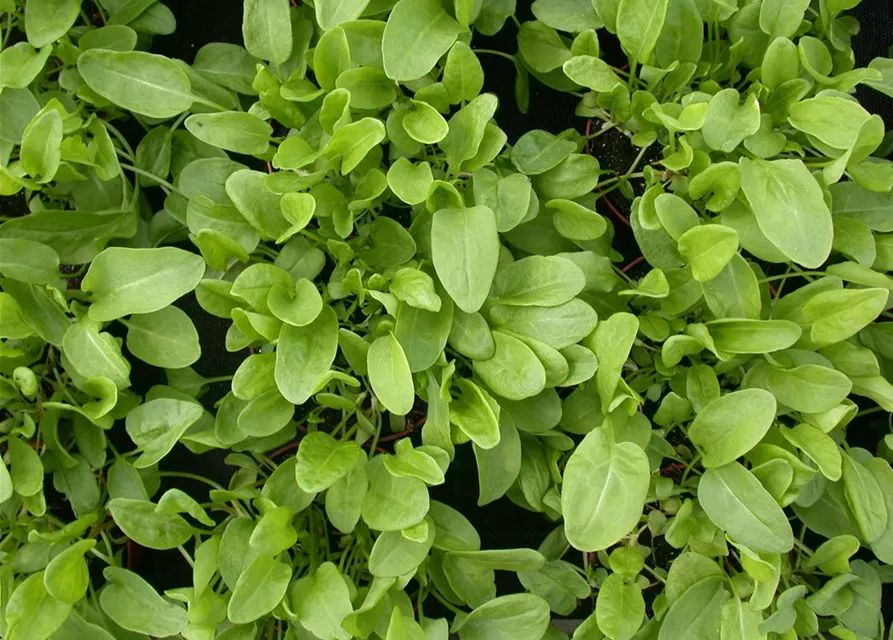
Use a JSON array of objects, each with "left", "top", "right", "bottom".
[
  {"left": 584, "top": 118, "right": 593, "bottom": 155},
  {"left": 622, "top": 255, "right": 646, "bottom": 273},
  {"left": 265, "top": 161, "right": 273, "bottom": 174},
  {"left": 600, "top": 195, "right": 630, "bottom": 227}
]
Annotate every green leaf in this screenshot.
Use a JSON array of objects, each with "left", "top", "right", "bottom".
[
  {"left": 4, "top": 572, "right": 70, "bottom": 640},
  {"left": 61, "top": 322, "right": 131, "bottom": 389},
  {"left": 226, "top": 170, "right": 291, "bottom": 240},
  {"left": 801, "top": 287, "right": 888, "bottom": 347},
  {"left": 562, "top": 55, "right": 624, "bottom": 92},
  {"left": 336, "top": 67, "right": 396, "bottom": 110},
  {"left": 592, "top": 312, "right": 637, "bottom": 412},
  {"left": 268, "top": 278, "right": 323, "bottom": 327},
  {"left": 788, "top": 96, "right": 872, "bottom": 151},
  {"left": 326, "top": 458, "right": 368, "bottom": 534},
  {"left": 765, "top": 364, "right": 852, "bottom": 413},
  {"left": 43, "top": 539, "right": 94, "bottom": 604},
  {"left": 78, "top": 49, "right": 193, "bottom": 119},
  {"left": 108, "top": 497, "right": 194, "bottom": 549},
  {"left": 439, "top": 93, "right": 499, "bottom": 170},
  {"left": 616, "top": 0, "right": 669, "bottom": 63},
  {"left": 518, "top": 21, "right": 572, "bottom": 73},
  {"left": 562, "top": 427, "right": 650, "bottom": 551},
  {"left": 382, "top": 0, "right": 461, "bottom": 81},
  {"left": 677, "top": 225, "right": 739, "bottom": 282},
  {"left": 705, "top": 319, "right": 801, "bottom": 354},
  {"left": 124, "top": 306, "right": 201, "bottom": 369},
  {"left": 369, "top": 526, "right": 435, "bottom": 578},
  {"left": 474, "top": 331, "right": 546, "bottom": 401},
  {"left": 242, "top": 0, "right": 293, "bottom": 64},
  {"left": 7, "top": 436, "right": 43, "bottom": 497},
  {"left": 82, "top": 247, "right": 205, "bottom": 322},
  {"left": 290, "top": 563, "right": 353, "bottom": 640},
  {"left": 431, "top": 206, "right": 499, "bottom": 313},
  {"left": 780, "top": 423, "right": 841, "bottom": 481},
  {"left": 24, "top": 0, "right": 80, "bottom": 47},
  {"left": 20, "top": 109, "right": 62, "bottom": 183},
  {"left": 532, "top": 0, "right": 603, "bottom": 32},
  {"left": 316, "top": 0, "right": 371, "bottom": 30},
  {"left": 443, "top": 41, "right": 484, "bottom": 103},
  {"left": 325, "top": 117, "right": 386, "bottom": 175},
  {"left": 698, "top": 462, "right": 794, "bottom": 554},
  {"left": 368, "top": 333, "right": 416, "bottom": 415},
  {"left": 296, "top": 431, "right": 364, "bottom": 493},
  {"left": 429, "top": 500, "right": 481, "bottom": 551},
  {"left": 403, "top": 99, "right": 449, "bottom": 144},
  {"left": 275, "top": 305, "right": 339, "bottom": 404},
  {"left": 0, "top": 42, "right": 51, "bottom": 90},
  {"left": 688, "top": 389, "right": 777, "bottom": 468},
  {"left": 361, "top": 456, "right": 429, "bottom": 532},
  {"left": 842, "top": 454, "right": 888, "bottom": 542},
  {"left": 454, "top": 594, "right": 550, "bottom": 640},
  {"left": 660, "top": 576, "right": 728, "bottom": 640},
  {"left": 491, "top": 299, "right": 598, "bottom": 350},
  {"left": 100, "top": 567, "right": 187, "bottom": 636},
  {"left": 518, "top": 559, "right": 591, "bottom": 616},
  {"left": 596, "top": 573, "right": 645, "bottom": 640},
  {"left": 493, "top": 255, "right": 586, "bottom": 306},
  {"left": 533, "top": 154, "right": 601, "bottom": 200},
  {"left": 546, "top": 199, "right": 608, "bottom": 241},
  {"left": 228, "top": 554, "right": 292, "bottom": 624},
  {"left": 387, "top": 158, "right": 434, "bottom": 205},
  {"left": 510, "top": 130, "right": 576, "bottom": 176},
  {"left": 185, "top": 112, "right": 272, "bottom": 155},
  {"left": 738, "top": 158, "right": 832, "bottom": 269},
  {"left": 125, "top": 398, "right": 204, "bottom": 468},
  {"left": 193, "top": 43, "right": 259, "bottom": 94},
  {"left": 702, "top": 89, "right": 762, "bottom": 153},
  {"left": 759, "top": 0, "right": 809, "bottom": 39}
]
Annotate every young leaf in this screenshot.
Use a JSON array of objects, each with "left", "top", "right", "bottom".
[
  {"left": 596, "top": 573, "right": 645, "bottom": 640},
  {"left": 431, "top": 206, "right": 499, "bottom": 313},
  {"left": 698, "top": 462, "right": 794, "bottom": 554},
  {"left": 24, "top": 0, "right": 80, "bottom": 48},
  {"left": 454, "top": 594, "right": 550, "bottom": 640},
  {"left": 382, "top": 0, "right": 461, "bottom": 81},
  {"left": 242, "top": 0, "right": 293, "bottom": 64},
  {"left": 616, "top": 0, "right": 669, "bottom": 63},
  {"left": 296, "top": 431, "right": 364, "bottom": 493},
  {"left": 82, "top": 247, "right": 205, "bottom": 321},
  {"left": 275, "top": 305, "right": 339, "bottom": 404},
  {"left": 124, "top": 306, "right": 201, "bottom": 369},
  {"left": 688, "top": 389, "right": 776, "bottom": 468},
  {"left": 100, "top": 567, "right": 187, "bottom": 636},
  {"left": 474, "top": 331, "right": 547, "bottom": 401},
  {"left": 3, "top": 572, "right": 71, "bottom": 640},
  {"left": 562, "top": 427, "right": 650, "bottom": 551},
  {"left": 739, "top": 158, "right": 833, "bottom": 269},
  {"left": 124, "top": 398, "right": 204, "bottom": 468},
  {"left": 185, "top": 112, "right": 272, "bottom": 155},
  {"left": 78, "top": 50, "right": 193, "bottom": 118},
  {"left": 368, "top": 333, "right": 415, "bottom": 415},
  {"left": 228, "top": 555, "right": 292, "bottom": 624}
]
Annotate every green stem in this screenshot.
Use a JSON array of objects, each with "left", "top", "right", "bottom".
[
  {"left": 119, "top": 163, "right": 183, "bottom": 195},
  {"left": 431, "top": 591, "right": 465, "bottom": 615},
  {"left": 759, "top": 271, "right": 826, "bottom": 283},
  {"left": 472, "top": 48, "right": 516, "bottom": 63},
  {"left": 102, "top": 121, "right": 136, "bottom": 159},
  {"left": 177, "top": 545, "right": 195, "bottom": 568},
  {"left": 156, "top": 471, "right": 226, "bottom": 491}
]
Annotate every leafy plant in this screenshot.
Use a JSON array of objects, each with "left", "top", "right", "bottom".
[{"left": 0, "top": 0, "right": 892, "bottom": 639}]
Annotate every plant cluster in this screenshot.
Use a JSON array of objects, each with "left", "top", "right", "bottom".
[{"left": 0, "top": 0, "right": 892, "bottom": 639}]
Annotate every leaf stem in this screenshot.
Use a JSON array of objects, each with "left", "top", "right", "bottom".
[
  {"left": 759, "top": 271, "right": 826, "bottom": 283},
  {"left": 119, "top": 163, "right": 183, "bottom": 195},
  {"left": 471, "top": 48, "right": 516, "bottom": 63},
  {"left": 156, "top": 471, "right": 226, "bottom": 491}
]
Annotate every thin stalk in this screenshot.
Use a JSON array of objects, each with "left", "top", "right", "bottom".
[
  {"left": 472, "top": 48, "right": 516, "bottom": 63},
  {"left": 119, "top": 163, "right": 183, "bottom": 195},
  {"left": 156, "top": 471, "right": 225, "bottom": 491}
]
